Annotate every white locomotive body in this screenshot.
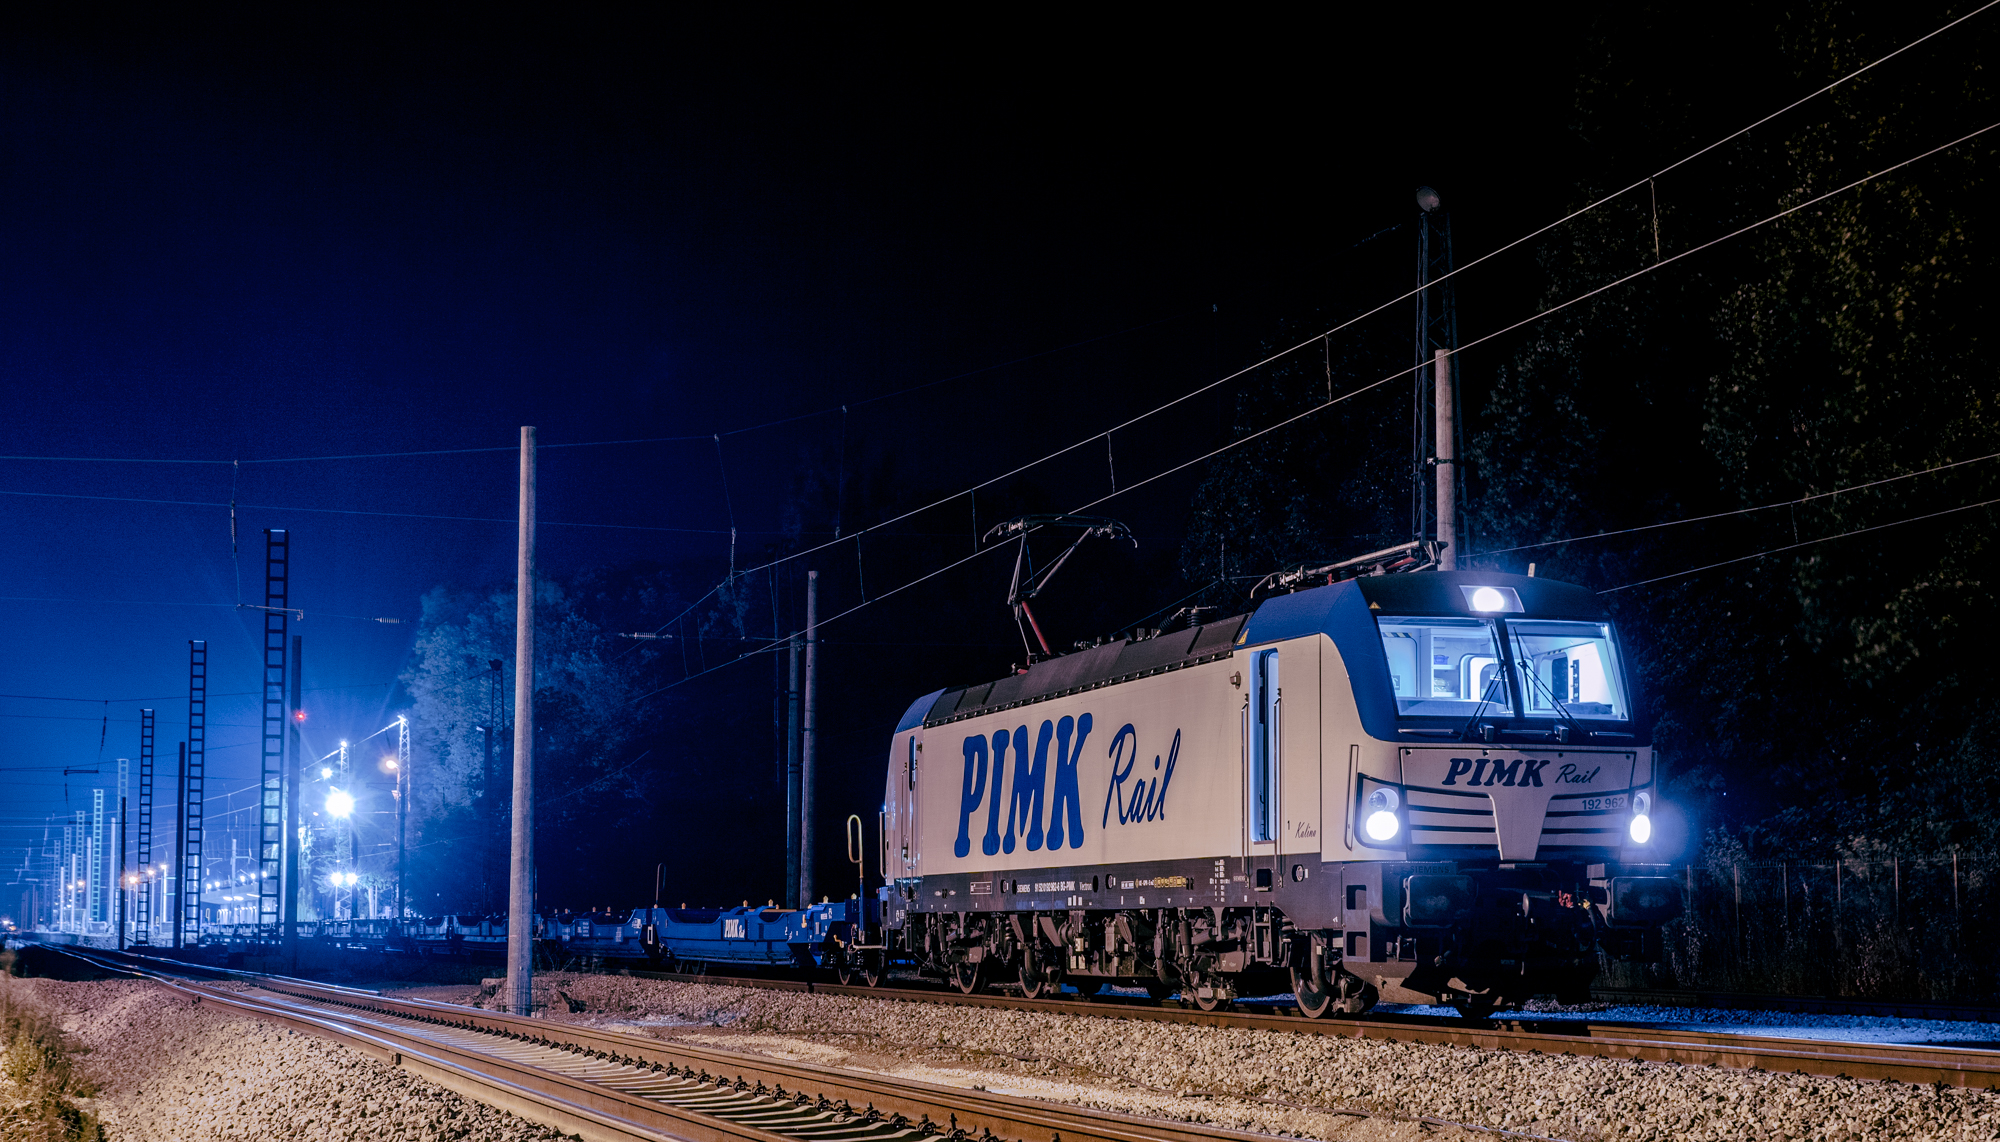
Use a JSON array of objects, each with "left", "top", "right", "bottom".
[{"left": 870, "top": 570, "right": 1679, "bottom": 1016}]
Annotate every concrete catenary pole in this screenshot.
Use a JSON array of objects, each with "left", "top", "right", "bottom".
[
  {"left": 506, "top": 426, "right": 537, "bottom": 1016},
  {"left": 785, "top": 632, "right": 802, "bottom": 908},
  {"left": 1434, "top": 348, "right": 1457, "bottom": 570},
  {"left": 285, "top": 635, "right": 303, "bottom": 969},
  {"left": 801, "top": 570, "right": 818, "bottom": 904}
]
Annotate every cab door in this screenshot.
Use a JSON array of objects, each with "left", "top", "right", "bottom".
[
  {"left": 1245, "top": 646, "right": 1281, "bottom": 889},
  {"left": 899, "top": 732, "right": 921, "bottom": 879}
]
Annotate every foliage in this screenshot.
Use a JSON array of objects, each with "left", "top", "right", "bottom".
[
  {"left": 398, "top": 566, "right": 689, "bottom": 914},
  {"left": 0, "top": 991, "right": 101, "bottom": 1142},
  {"left": 1182, "top": 2, "right": 1999, "bottom": 867}
]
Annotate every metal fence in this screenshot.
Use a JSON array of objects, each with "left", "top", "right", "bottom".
[{"left": 1600, "top": 854, "right": 1992, "bottom": 1000}]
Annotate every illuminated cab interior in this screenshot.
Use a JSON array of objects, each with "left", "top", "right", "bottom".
[{"left": 1366, "top": 579, "right": 1638, "bottom": 742}]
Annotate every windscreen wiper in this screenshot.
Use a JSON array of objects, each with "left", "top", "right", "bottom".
[{"left": 1509, "top": 633, "right": 1585, "bottom": 741}]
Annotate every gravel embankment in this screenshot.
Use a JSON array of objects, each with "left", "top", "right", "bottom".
[
  {"left": 12, "top": 977, "right": 569, "bottom": 1142},
  {"left": 475, "top": 972, "right": 2000, "bottom": 1142}
]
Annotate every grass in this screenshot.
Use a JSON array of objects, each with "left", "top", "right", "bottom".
[{"left": 0, "top": 978, "right": 104, "bottom": 1142}]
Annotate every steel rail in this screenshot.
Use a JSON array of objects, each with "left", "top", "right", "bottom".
[
  {"left": 629, "top": 968, "right": 2000, "bottom": 1089},
  {"left": 42, "top": 945, "right": 1305, "bottom": 1142}
]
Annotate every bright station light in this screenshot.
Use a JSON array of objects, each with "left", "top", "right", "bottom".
[{"left": 325, "top": 789, "right": 356, "bottom": 819}]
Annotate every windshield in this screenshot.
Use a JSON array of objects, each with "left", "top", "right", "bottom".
[
  {"left": 1377, "top": 615, "right": 1509, "bottom": 716},
  {"left": 1507, "top": 619, "right": 1631, "bottom": 721}
]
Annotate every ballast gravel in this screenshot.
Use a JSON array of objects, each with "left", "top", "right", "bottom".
[
  {"left": 482, "top": 972, "right": 2000, "bottom": 1142},
  {"left": 9, "top": 977, "right": 570, "bottom": 1142}
]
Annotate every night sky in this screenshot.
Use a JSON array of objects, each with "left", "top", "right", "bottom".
[{"left": 0, "top": 13, "right": 1889, "bottom": 903}]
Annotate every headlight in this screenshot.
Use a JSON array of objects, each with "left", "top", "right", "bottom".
[
  {"left": 1364, "top": 787, "right": 1401, "bottom": 842},
  {"left": 1629, "top": 791, "right": 1653, "bottom": 844}
]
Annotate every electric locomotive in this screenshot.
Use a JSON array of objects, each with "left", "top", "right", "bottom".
[{"left": 864, "top": 568, "right": 1680, "bottom": 1017}]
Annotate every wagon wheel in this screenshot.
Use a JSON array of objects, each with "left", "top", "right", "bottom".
[
  {"left": 1142, "top": 977, "right": 1178, "bottom": 1003},
  {"left": 859, "top": 950, "right": 885, "bottom": 988},
  {"left": 833, "top": 947, "right": 855, "bottom": 986},
  {"left": 952, "top": 958, "right": 988, "bottom": 996}
]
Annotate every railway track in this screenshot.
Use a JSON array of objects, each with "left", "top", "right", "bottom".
[
  {"left": 38, "top": 945, "right": 1322, "bottom": 1142},
  {"left": 40, "top": 940, "right": 2000, "bottom": 1142},
  {"left": 630, "top": 967, "right": 2000, "bottom": 1089}
]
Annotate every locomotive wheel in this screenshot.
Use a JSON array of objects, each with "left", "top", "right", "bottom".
[
  {"left": 860, "top": 950, "right": 885, "bottom": 987},
  {"left": 952, "top": 959, "right": 988, "bottom": 995},
  {"left": 1293, "top": 963, "right": 1378, "bottom": 1018},
  {"left": 1189, "top": 976, "right": 1230, "bottom": 1012},
  {"left": 1291, "top": 962, "right": 1336, "bottom": 1019},
  {"left": 1142, "top": 978, "right": 1178, "bottom": 1002},
  {"left": 1017, "top": 949, "right": 1056, "bottom": 999},
  {"left": 834, "top": 952, "right": 855, "bottom": 986}
]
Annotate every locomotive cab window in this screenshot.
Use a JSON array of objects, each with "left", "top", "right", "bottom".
[
  {"left": 1377, "top": 615, "right": 1508, "bottom": 716},
  {"left": 1507, "top": 620, "right": 1630, "bottom": 720}
]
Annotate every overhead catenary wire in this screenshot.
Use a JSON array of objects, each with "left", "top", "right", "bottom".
[
  {"left": 619, "top": 18, "right": 2000, "bottom": 646},
  {"left": 1600, "top": 496, "right": 2000, "bottom": 594},
  {"left": 626, "top": 112, "right": 2000, "bottom": 704},
  {"left": 0, "top": 487, "right": 749, "bottom": 535},
  {"left": 9, "top": 11, "right": 1989, "bottom": 673},
  {"left": 0, "top": 313, "right": 1198, "bottom": 469},
  {"left": 1470, "top": 449, "right": 2000, "bottom": 560}
]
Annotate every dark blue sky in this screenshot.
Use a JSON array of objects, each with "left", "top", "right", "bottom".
[{"left": 1, "top": 11, "right": 1783, "bottom": 886}]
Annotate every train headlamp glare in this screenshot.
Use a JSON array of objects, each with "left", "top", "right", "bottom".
[
  {"left": 1629, "top": 792, "right": 1653, "bottom": 845},
  {"left": 1364, "top": 787, "right": 1401, "bottom": 842}
]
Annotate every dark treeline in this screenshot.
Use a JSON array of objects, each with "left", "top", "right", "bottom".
[{"left": 389, "top": 3, "right": 1998, "bottom": 996}]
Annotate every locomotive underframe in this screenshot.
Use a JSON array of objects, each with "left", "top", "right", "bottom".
[{"left": 877, "top": 857, "right": 1669, "bottom": 1012}]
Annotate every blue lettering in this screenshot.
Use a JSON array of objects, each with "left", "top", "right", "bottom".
[
  {"left": 1519, "top": 758, "right": 1550, "bottom": 787},
  {"left": 1152, "top": 730, "right": 1179, "bottom": 820},
  {"left": 1005, "top": 721, "right": 1051, "bottom": 852},
  {"left": 982, "top": 727, "right": 1021, "bottom": 856},
  {"left": 1469, "top": 758, "right": 1492, "bottom": 786},
  {"left": 1442, "top": 758, "right": 1473, "bottom": 786},
  {"left": 955, "top": 736, "right": 988, "bottom": 858},
  {"left": 1045, "top": 714, "right": 1091, "bottom": 850},
  {"left": 1488, "top": 757, "right": 1523, "bottom": 787},
  {"left": 1101, "top": 724, "right": 1179, "bottom": 829},
  {"left": 1103, "top": 724, "right": 1138, "bottom": 829}
]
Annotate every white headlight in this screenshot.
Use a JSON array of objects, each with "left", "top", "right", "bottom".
[
  {"left": 1470, "top": 586, "right": 1507, "bottom": 612},
  {"left": 1629, "top": 814, "right": 1653, "bottom": 845},
  {"left": 1365, "top": 810, "right": 1401, "bottom": 842}
]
